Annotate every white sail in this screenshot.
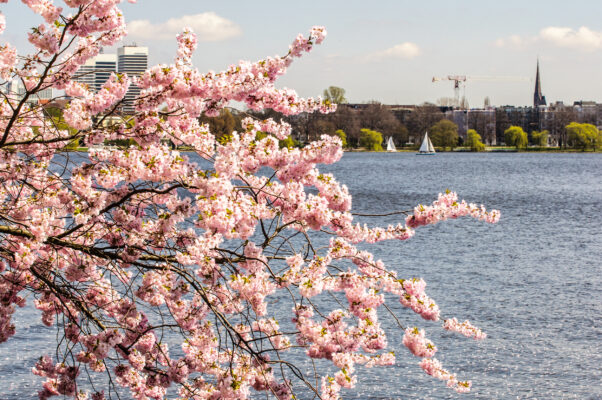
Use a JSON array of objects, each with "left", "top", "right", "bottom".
[
  {"left": 386, "top": 136, "right": 396, "bottom": 152},
  {"left": 418, "top": 132, "right": 436, "bottom": 154},
  {"left": 427, "top": 136, "right": 435, "bottom": 153}
]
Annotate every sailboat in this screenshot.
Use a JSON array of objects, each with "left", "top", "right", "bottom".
[
  {"left": 417, "top": 132, "right": 436, "bottom": 155},
  {"left": 386, "top": 136, "right": 397, "bottom": 152}
]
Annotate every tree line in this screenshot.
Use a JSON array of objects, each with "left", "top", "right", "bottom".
[
  {"left": 503, "top": 123, "right": 601, "bottom": 151},
  {"left": 196, "top": 87, "right": 602, "bottom": 152}
]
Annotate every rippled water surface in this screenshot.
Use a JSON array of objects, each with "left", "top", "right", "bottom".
[{"left": 1, "top": 152, "right": 601, "bottom": 399}]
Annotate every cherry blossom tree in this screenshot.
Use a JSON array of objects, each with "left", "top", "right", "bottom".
[{"left": 0, "top": 1, "right": 500, "bottom": 399}]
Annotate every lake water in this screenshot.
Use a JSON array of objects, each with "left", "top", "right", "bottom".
[{"left": 1, "top": 152, "right": 601, "bottom": 399}]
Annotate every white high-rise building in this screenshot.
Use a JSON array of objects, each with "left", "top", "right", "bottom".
[
  {"left": 7, "top": 79, "right": 26, "bottom": 98},
  {"left": 92, "top": 53, "right": 117, "bottom": 92},
  {"left": 71, "top": 46, "right": 148, "bottom": 113},
  {"left": 74, "top": 53, "right": 117, "bottom": 93},
  {"left": 118, "top": 45, "right": 148, "bottom": 114},
  {"left": 75, "top": 59, "right": 96, "bottom": 90},
  {"left": 7, "top": 79, "right": 53, "bottom": 102}
]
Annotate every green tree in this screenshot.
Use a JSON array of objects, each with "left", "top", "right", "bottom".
[
  {"left": 429, "top": 119, "right": 459, "bottom": 150},
  {"left": 359, "top": 128, "right": 383, "bottom": 151},
  {"left": 566, "top": 122, "right": 601, "bottom": 150},
  {"left": 279, "top": 136, "right": 298, "bottom": 149},
  {"left": 531, "top": 130, "right": 549, "bottom": 147},
  {"left": 253, "top": 131, "right": 298, "bottom": 149},
  {"left": 504, "top": 126, "right": 528, "bottom": 150},
  {"left": 466, "top": 129, "right": 485, "bottom": 152},
  {"left": 44, "top": 107, "right": 77, "bottom": 133},
  {"left": 333, "top": 129, "right": 347, "bottom": 148},
  {"left": 63, "top": 138, "right": 80, "bottom": 151},
  {"left": 323, "top": 86, "right": 347, "bottom": 104},
  {"left": 199, "top": 109, "right": 241, "bottom": 142}
]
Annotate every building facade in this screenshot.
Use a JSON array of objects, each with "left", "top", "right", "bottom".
[
  {"left": 74, "top": 53, "right": 117, "bottom": 93},
  {"left": 71, "top": 46, "right": 148, "bottom": 113},
  {"left": 93, "top": 53, "right": 118, "bottom": 93},
  {"left": 5, "top": 79, "right": 53, "bottom": 103},
  {"left": 118, "top": 45, "right": 148, "bottom": 114}
]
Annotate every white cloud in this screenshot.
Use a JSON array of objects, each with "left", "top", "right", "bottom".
[
  {"left": 539, "top": 26, "right": 602, "bottom": 51},
  {"left": 495, "top": 26, "right": 602, "bottom": 52},
  {"left": 372, "top": 42, "right": 421, "bottom": 60},
  {"left": 127, "top": 12, "right": 242, "bottom": 42}
]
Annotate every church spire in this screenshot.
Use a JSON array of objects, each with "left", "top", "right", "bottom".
[{"left": 534, "top": 59, "right": 546, "bottom": 107}]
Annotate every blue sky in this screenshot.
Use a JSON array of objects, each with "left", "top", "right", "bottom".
[{"left": 3, "top": 0, "right": 602, "bottom": 106}]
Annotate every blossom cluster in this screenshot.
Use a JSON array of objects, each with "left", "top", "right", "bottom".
[
  {"left": 399, "top": 278, "right": 441, "bottom": 320},
  {"left": 406, "top": 190, "right": 500, "bottom": 228},
  {"left": 444, "top": 317, "right": 487, "bottom": 340},
  {"left": 32, "top": 355, "right": 79, "bottom": 400},
  {"left": 420, "top": 358, "right": 473, "bottom": 394},
  {"left": 403, "top": 327, "right": 437, "bottom": 358}
]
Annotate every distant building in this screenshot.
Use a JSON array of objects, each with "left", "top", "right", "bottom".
[
  {"left": 495, "top": 106, "right": 539, "bottom": 144},
  {"left": 6, "top": 79, "right": 53, "bottom": 102},
  {"left": 540, "top": 100, "right": 602, "bottom": 147},
  {"left": 446, "top": 109, "right": 468, "bottom": 138},
  {"left": 118, "top": 45, "right": 148, "bottom": 114},
  {"left": 74, "top": 53, "right": 117, "bottom": 93},
  {"left": 71, "top": 46, "right": 148, "bottom": 113},
  {"left": 7, "top": 79, "right": 26, "bottom": 99},
  {"left": 75, "top": 59, "right": 96, "bottom": 90},
  {"left": 93, "top": 53, "right": 117, "bottom": 92},
  {"left": 533, "top": 60, "right": 546, "bottom": 107}
]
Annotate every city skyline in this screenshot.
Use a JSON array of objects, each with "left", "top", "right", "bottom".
[{"left": 2, "top": 1, "right": 602, "bottom": 106}]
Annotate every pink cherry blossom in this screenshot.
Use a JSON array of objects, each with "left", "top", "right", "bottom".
[
  {"left": 0, "top": 3, "right": 500, "bottom": 399},
  {"left": 420, "top": 357, "right": 473, "bottom": 393},
  {"left": 406, "top": 190, "right": 500, "bottom": 228},
  {"left": 0, "top": 44, "right": 17, "bottom": 79},
  {"left": 444, "top": 317, "right": 487, "bottom": 340},
  {"left": 403, "top": 327, "right": 437, "bottom": 358}
]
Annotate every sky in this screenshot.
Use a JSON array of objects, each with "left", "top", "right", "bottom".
[{"left": 3, "top": 0, "right": 602, "bottom": 107}]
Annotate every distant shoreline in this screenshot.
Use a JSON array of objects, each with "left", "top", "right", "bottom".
[
  {"left": 68, "top": 146, "right": 601, "bottom": 154},
  {"left": 344, "top": 147, "right": 602, "bottom": 153}
]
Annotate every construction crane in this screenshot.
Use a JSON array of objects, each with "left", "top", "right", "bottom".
[{"left": 432, "top": 75, "right": 530, "bottom": 107}]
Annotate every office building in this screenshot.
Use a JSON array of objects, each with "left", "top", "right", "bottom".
[
  {"left": 118, "top": 45, "right": 148, "bottom": 113},
  {"left": 6, "top": 79, "right": 53, "bottom": 102},
  {"left": 93, "top": 53, "right": 117, "bottom": 92},
  {"left": 74, "top": 53, "right": 117, "bottom": 93}
]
